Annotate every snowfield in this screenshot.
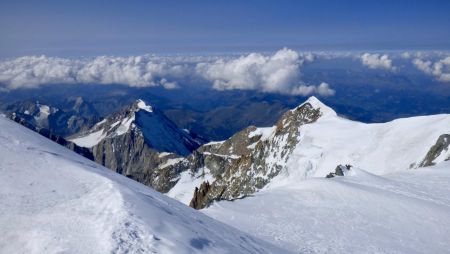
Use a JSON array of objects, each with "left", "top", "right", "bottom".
[
  {"left": 0, "top": 116, "right": 288, "bottom": 254},
  {"left": 205, "top": 164, "right": 450, "bottom": 253}
]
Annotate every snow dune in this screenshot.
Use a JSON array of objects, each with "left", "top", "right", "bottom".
[{"left": 0, "top": 116, "right": 288, "bottom": 254}]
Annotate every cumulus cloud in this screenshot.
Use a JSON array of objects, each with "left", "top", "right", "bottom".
[
  {"left": 401, "top": 52, "right": 411, "bottom": 59},
  {"left": 0, "top": 55, "right": 187, "bottom": 89},
  {"left": 195, "top": 48, "right": 332, "bottom": 96},
  {"left": 290, "top": 82, "right": 335, "bottom": 97},
  {"left": 413, "top": 56, "right": 450, "bottom": 82},
  {"left": 316, "top": 82, "right": 336, "bottom": 96},
  {"left": 0, "top": 48, "right": 334, "bottom": 96},
  {"left": 360, "top": 53, "right": 396, "bottom": 71}
]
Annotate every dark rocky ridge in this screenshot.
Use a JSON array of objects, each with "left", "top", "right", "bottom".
[{"left": 419, "top": 134, "right": 450, "bottom": 167}]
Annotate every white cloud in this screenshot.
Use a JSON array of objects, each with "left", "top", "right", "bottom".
[
  {"left": 0, "top": 55, "right": 187, "bottom": 89},
  {"left": 0, "top": 49, "right": 334, "bottom": 96},
  {"left": 290, "top": 82, "right": 335, "bottom": 97},
  {"left": 195, "top": 48, "right": 333, "bottom": 96},
  {"left": 159, "top": 78, "right": 178, "bottom": 89},
  {"left": 413, "top": 56, "right": 450, "bottom": 82},
  {"left": 316, "top": 82, "right": 336, "bottom": 96},
  {"left": 412, "top": 58, "right": 433, "bottom": 74},
  {"left": 401, "top": 52, "right": 411, "bottom": 59},
  {"left": 360, "top": 53, "right": 396, "bottom": 71}
]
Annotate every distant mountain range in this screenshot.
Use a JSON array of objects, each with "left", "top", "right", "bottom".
[{"left": 2, "top": 80, "right": 450, "bottom": 141}]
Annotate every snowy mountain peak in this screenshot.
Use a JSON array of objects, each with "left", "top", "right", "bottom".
[
  {"left": 70, "top": 99, "right": 204, "bottom": 156},
  {"left": 70, "top": 99, "right": 156, "bottom": 147},
  {"left": 135, "top": 99, "right": 153, "bottom": 113},
  {"left": 294, "top": 96, "right": 337, "bottom": 118}
]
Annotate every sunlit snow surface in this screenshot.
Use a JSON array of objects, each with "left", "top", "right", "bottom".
[
  {"left": 0, "top": 116, "right": 288, "bottom": 254},
  {"left": 205, "top": 165, "right": 450, "bottom": 253}
]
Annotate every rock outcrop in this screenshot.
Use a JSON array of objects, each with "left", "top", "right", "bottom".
[
  {"left": 326, "top": 164, "right": 353, "bottom": 178},
  {"left": 171, "top": 97, "right": 332, "bottom": 209},
  {"left": 189, "top": 181, "right": 214, "bottom": 209},
  {"left": 419, "top": 134, "right": 450, "bottom": 167}
]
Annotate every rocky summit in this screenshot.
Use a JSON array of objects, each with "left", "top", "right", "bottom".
[{"left": 168, "top": 96, "right": 333, "bottom": 209}]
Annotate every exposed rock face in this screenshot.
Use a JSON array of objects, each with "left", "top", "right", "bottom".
[
  {"left": 71, "top": 99, "right": 205, "bottom": 192},
  {"left": 171, "top": 97, "right": 329, "bottom": 209},
  {"left": 189, "top": 181, "right": 213, "bottom": 209},
  {"left": 326, "top": 164, "right": 352, "bottom": 178},
  {"left": 91, "top": 126, "right": 184, "bottom": 192},
  {"left": 419, "top": 134, "right": 450, "bottom": 167}
]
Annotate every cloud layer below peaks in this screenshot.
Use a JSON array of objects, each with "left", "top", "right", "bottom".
[{"left": 0, "top": 48, "right": 335, "bottom": 96}]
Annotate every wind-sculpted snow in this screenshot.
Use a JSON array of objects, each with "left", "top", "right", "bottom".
[
  {"left": 205, "top": 165, "right": 450, "bottom": 253},
  {"left": 0, "top": 116, "right": 289, "bottom": 254}
]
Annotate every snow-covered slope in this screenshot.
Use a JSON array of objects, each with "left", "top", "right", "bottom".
[
  {"left": 205, "top": 163, "right": 450, "bottom": 253},
  {"left": 0, "top": 116, "right": 288, "bottom": 254}
]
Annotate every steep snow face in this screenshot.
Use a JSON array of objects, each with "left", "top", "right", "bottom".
[
  {"left": 135, "top": 110, "right": 199, "bottom": 156},
  {"left": 0, "top": 116, "right": 288, "bottom": 254},
  {"left": 205, "top": 163, "right": 450, "bottom": 253}
]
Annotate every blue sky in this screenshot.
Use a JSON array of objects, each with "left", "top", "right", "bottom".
[{"left": 1, "top": 0, "right": 449, "bottom": 57}]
